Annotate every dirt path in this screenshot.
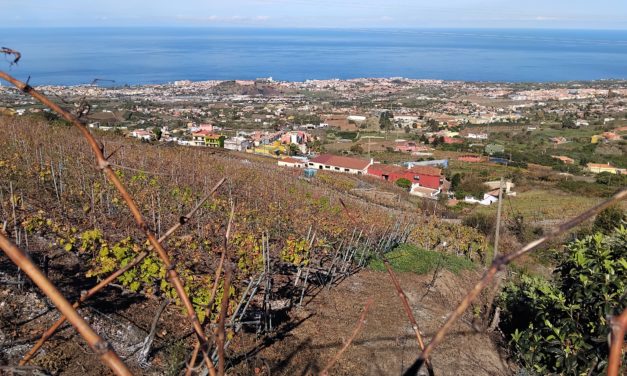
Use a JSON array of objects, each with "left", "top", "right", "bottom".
[{"left": 238, "top": 269, "right": 512, "bottom": 376}]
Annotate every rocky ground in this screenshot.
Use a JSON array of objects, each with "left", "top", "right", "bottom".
[{"left": 231, "top": 269, "right": 512, "bottom": 376}]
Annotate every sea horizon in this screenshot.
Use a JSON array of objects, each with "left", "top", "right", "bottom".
[{"left": 2, "top": 27, "right": 627, "bottom": 86}]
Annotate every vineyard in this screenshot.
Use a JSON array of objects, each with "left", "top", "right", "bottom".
[{"left": 0, "top": 53, "right": 625, "bottom": 376}]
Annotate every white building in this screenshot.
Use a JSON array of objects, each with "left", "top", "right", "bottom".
[
  {"left": 484, "top": 180, "right": 516, "bottom": 195},
  {"left": 224, "top": 137, "right": 251, "bottom": 152},
  {"left": 278, "top": 157, "right": 306, "bottom": 168},
  {"left": 464, "top": 194, "right": 498, "bottom": 206},
  {"left": 576, "top": 119, "right": 589, "bottom": 127},
  {"left": 466, "top": 133, "right": 489, "bottom": 140},
  {"left": 347, "top": 115, "right": 367, "bottom": 122},
  {"left": 130, "top": 129, "right": 153, "bottom": 141},
  {"left": 307, "top": 154, "right": 372, "bottom": 175}
]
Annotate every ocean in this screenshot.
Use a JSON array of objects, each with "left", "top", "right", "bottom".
[{"left": 1, "top": 27, "right": 626, "bottom": 86}]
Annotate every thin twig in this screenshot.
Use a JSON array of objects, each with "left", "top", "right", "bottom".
[
  {"left": 19, "top": 250, "right": 148, "bottom": 365},
  {"left": 1, "top": 47, "right": 21, "bottom": 65},
  {"left": 215, "top": 203, "right": 236, "bottom": 376},
  {"left": 216, "top": 267, "right": 232, "bottom": 376},
  {"left": 204, "top": 203, "right": 235, "bottom": 318},
  {"left": 409, "top": 189, "right": 627, "bottom": 373},
  {"left": 137, "top": 299, "right": 170, "bottom": 366},
  {"left": 421, "top": 254, "right": 443, "bottom": 301},
  {"left": 319, "top": 297, "right": 374, "bottom": 376},
  {"left": 383, "top": 259, "right": 434, "bottom": 375},
  {"left": 110, "top": 163, "right": 171, "bottom": 176},
  {"left": 0, "top": 365, "right": 48, "bottom": 376},
  {"left": 0, "top": 232, "right": 132, "bottom": 376},
  {"left": 185, "top": 342, "right": 201, "bottom": 376}
]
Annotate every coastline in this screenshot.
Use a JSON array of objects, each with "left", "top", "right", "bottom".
[{"left": 2, "top": 28, "right": 626, "bottom": 86}]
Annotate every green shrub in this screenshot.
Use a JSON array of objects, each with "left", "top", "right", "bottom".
[
  {"left": 350, "top": 144, "right": 364, "bottom": 154},
  {"left": 499, "top": 227, "right": 627, "bottom": 375},
  {"left": 336, "top": 131, "right": 358, "bottom": 140},
  {"left": 458, "top": 175, "right": 488, "bottom": 199},
  {"left": 506, "top": 214, "right": 543, "bottom": 244},
  {"left": 450, "top": 173, "right": 462, "bottom": 191},
  {"left": 593, "top": 206, "right": 626, "bottom": 234},
  {"left": 462, "top": 212, "right": 495, "bottom": 237},
  {"left": 395, "top": 178, "right": 412, "bottom": 190},
  {"left": 595, "top": 171, "right": 627, "bottom": 187},
  {"left": 369, "top": 244, "right": 474, "bottom": 275}
]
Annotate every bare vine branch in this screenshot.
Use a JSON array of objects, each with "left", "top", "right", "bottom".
[
  {"left": 608, "top": 308, "right": 627, "bottom": 376},
  {"left": 137, "top": 299, "right": 171, "bottom": 366},
  {"left": 0, "top": 232, "right": 132, "bottom": 375},
  {"left": 215, "top": 203, "right": 236, "bottom": 376},
  {"left": 383, "top": 259, "right": 434, "bottom": 375},
  {"left": 185, "top": 342, "right": 202, "bottom": 376},
  {"left": 1, "top": 47, "right": 21, "bottom": 65}
]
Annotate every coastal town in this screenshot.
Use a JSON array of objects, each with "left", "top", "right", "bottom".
[{"left": 1, "top": 77, "right": 625, "bottom": 209}]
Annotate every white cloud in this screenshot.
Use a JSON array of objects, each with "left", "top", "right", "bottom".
[
  {"left": 533, "top": 16, "right": 559, "bottom": 21},
  {"left": 176, "top": 15, "right": 271, "bottom": 23}
]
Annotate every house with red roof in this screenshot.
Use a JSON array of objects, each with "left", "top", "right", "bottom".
[
  {"left": 602, "top": 132, "right": 621, "bottom": 141},
  {"left": 307, "top": 154, "right": 372, "bottom": 175},
  {"left": 130, "top": 129, "right": 153, "bottom": 141},
  {"left": 407, "top": 166, "right": 444, "bottom": 189},
  {"left": 551, "top": 155, "right": 575, "bottom": 165},
  {"left": 191, "top": 130, "right": 225, "bottom": 147},
  {"left": 367, "top": 164, "right": 444, "bottom": 190},
  {"left": 587, "top": 162, "right": 626, "bottom": 175},
  {"left": 443, "top": 137, "right": 464, "bottom": 144},
  {"left": 278, "top": 157, "right": 305, "bottom": 168}
]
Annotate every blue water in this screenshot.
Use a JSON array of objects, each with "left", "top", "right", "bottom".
[{"left": 1, "top": 27, "right": 626, "bottom": 86}]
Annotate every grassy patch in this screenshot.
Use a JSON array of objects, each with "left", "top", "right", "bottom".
[
  {"left": 335, "top": 131, "right": 358, "bottom": 140},
  {"left": 369, "top": 244, "right": 474, "bottom": 275},
  {"left": 556, "top": 179, "right": 619, "bottom": 197},
  {"left": 471, "top": 189, "right": 604, "bottom": 221}
]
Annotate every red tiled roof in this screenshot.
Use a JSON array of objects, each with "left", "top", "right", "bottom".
[
  {"left": 310, "top": 154, "right": 371, "bottom": 170},
  {"left": 408, "top": 166, "right": 442, "bottom": 176},
  {"left": 280, "top": 157, "right": 302, "bottom": 164},
  {"left": 193, "top": 130, "right": 222, "bottom": 139},
  {"left": 368, "top": 163, "right": 406, "bottom": 174},
  {"left": 587, "top": 163, "right": 614, "bottom": 168}
]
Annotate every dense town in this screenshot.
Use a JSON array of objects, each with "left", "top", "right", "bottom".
[{"left": 1, "top": 77, "right": 625, "bottom": 208}]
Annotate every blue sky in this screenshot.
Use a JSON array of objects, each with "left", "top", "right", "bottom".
[{"left": 3, "top": 0, "right": 627, "bottom": 29}]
